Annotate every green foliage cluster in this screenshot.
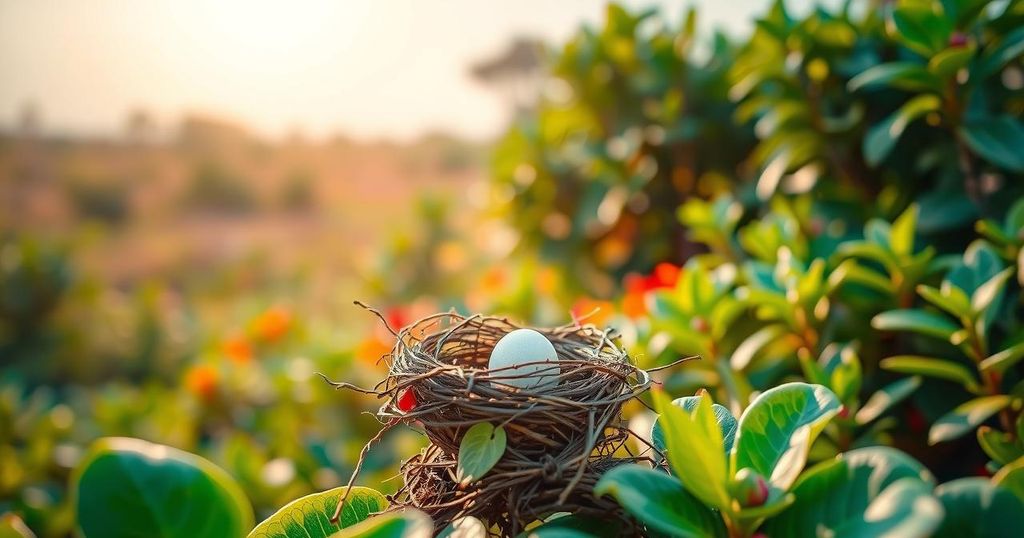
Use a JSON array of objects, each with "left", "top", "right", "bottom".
[{"left": 490, "top": 0, "right": 1024, "bottom": 297}]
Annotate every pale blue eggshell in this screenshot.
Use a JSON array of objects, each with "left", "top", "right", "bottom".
[{"left": 487, "top": 328, "right": 560, "bottom": 390}]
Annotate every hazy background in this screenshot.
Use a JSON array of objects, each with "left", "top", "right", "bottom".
[{"left": 0, "top": 0, "right": 830, "bottom": 141}]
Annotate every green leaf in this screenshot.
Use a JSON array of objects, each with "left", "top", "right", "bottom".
[
  {"left": 917, "top": 284, "right": 971, "bottom": 318},
  {"left": 652, "top": 390, "right": 731, "bottom": 509},
  {"left": 594, "top": 465, "right": 726, "bottom": 537},
  {"left": 652, "top": 396, "right": 737, "bottom": 455},
  {"left": 933, "top": 478, "right": 1024, "bottom": 537},
  {"left": 980, "top": 342, "right": 1024, "bottom": 374},
  {"left": 516, "top": 514, "right": 622, "bottom": 538},
  {"left": 763, "top": 447, "right": 942, "bottom": 538},
  {"left": 0, "top": 514, "right": 35, "bottom": 538},
  {"left": 977, "top": 426, "right": 1024, "bottom": 466},
  {"left": 864, "top": 96, "right": 941, "bottom": 167},
  {"left": 890, "top": 204, "right": 921, "bottom": 257},
  {"left": 73, "top": 437, "right": 253, "bottom": 538},
  {"left": 880, "top": 356, "right": 979, "bottom": 391},
  {"left": 856, "top": 376, "right": 922, "bottom": 424},
  {"left": 732, "top": 383, "right": 841, "bottom": 491},
  {"left": 971, "top": 267, "right": 1015, "bottom": 313},
  {"left": 929, "top": 395, "right": 1013, "bottom": 444},
  {"left": 977, "top": 26, "right": 1024, "bottom": 79},
  {"left": 992, "top": 457, "right": 1024, "bottom": 503},
  {"left": 830, "top": 259, "right": 893, "bottom": 294},
  {"left": 959, "top": 117, "right": 1024, "bottom": 172},
  {"left": 928, "top": 45, "right": 976, "bottom": 78},
  {"left": 248, "top": 487, "right": 387, "bottom": 538},
  {"left": 457, "top": 423, "right": 506, "bottom": 485},
  {"left": 332, "top": 510, "right": 433, "bottom": 538},
  {"left": 871, "top": 309, "right": 958, "bottom": 341},
  {"left": 890, "top": 3, "right": 952, "bottom": 57},
  {"left": 730, "top": 324, "right": 786, "bottom": 370},
  {"left": 848, "top": 63, "right": 941, "bottom": 93}
]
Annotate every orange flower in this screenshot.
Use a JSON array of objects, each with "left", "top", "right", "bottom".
[
  {"left": 253, "top": 306, "right": 292, "bottom": 343},
  {"left": 620, "top": 262, "right": 682, "bottom": 318},
  {"left": 571, "top": 298, "right": 615, "bottom": 327},
  {"left": 222, "top": 335, "right": 254, "bottom": 364},
  {"left": 622, "top": 290, "right": 647, "bottom": 319},
  {"left": 357, "top": 336, "right": 393, "bottom": 366},
  {"left": 185, "top": 365, "right": 219, "bottom": 401},
  {"left": 479, "top": 266, "right": 507, "bottom": 294}
]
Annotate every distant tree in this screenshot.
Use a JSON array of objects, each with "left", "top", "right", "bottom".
[{"left": 470, "top": 37, "right": 545, "bottom": 115}]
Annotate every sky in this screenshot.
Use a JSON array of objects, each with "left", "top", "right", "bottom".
[{"left": 0, "top": 0, "right": 823, "bottom": 142}]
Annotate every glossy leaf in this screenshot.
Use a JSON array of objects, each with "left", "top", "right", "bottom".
[
  {"left": 880, "top": 356, "right": 978, "bottom": 391},
  {"left": 594, "top": 464, "right": 726, "bottom": 537},
  {"left": 516, "top": 514, "right": 622, "bottom": 538},
  {"left": 856, "top": 376, "right": 922, "bottom": 424},
  {"left": 864, "top": 96, "right": 940, "bottom": 167},
  {"left": 977, "top": 26, "right": 1024, "bottom": 78},
  {"left": 979, "top": 341, "right": 1024, "bottom": 374},
  {"left": 933, "top": 478, "right": 1024, "bottom": 537},
  {"left": 971, "top": 267, "right": 1014, "bottom": 313},
  {"left": 457, "top": 422, "right": 506, "bottom": 485},
  {"left": 652, "top": 395, "right": 737, "bottom": 455},
  {"left": 977, "top": 427, "right": 1023, "bottom": 466},
  {"left": 848, "top": 62, "right": 940, "bottom": 93},
  {"left": 74, "top": 437, "right": 253, "bottom": 538},
  {"left": 992, "top": 457, "right": 1024, "bottom": 503},
  {"left": 652, "top": 390, "right": 731, "bottom": 509},
  {"left": 333, "top": 510, "right": 433, "bottom": 538},
  {"left": 959, "top": 117, "right": 1024, "bottom": 172},
  {"left": 763, "top": 447, "right": 941, "bottom": 538},
  {"left": 0, "top": 514, "right": 35, "bottom": 538},
  {"left": 248, "top": 487, "right": 387, "bottom": 538},
  {"left": 928, "top": 45, "right": 975, "bottom": 78},
  {"left": 732, "top": 383, "right": 841, "bottom": 491},
  {"left": 917, "top": 284, "right": 971, "bottom": 318},
  {"left": 890, "top": 3, "right": 951, "bottom": 57},
  {"left": 871, "top": 309, "right": 958, "bottom": 341},
  {"left": 929, "top": 395, "right": 1013, "bottom": 444}
]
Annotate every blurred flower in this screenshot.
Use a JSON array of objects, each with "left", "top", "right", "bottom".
[
  {"left": 385, "top": 306, "right": 409, "bottom": 331},
  {"left": 357, "top": 335, "right": 393, "bottom": 366},
  {"left": 184, "top": 365, "right": 219, "bottom": 401},
  {"left": 222, "top": 334, "right": 254, "bottom": 364},
  {"left": 571, "top": 298, "right": 615, "bottom": 327},
  {"left": 253, "top": 306, "right": 292, "bottom": 343},
  {"left": 479, "top": 266, "right": 508, "bottom": 294},
  {"left": 621, "top": 262, "right": 681, "bottom": 319}
]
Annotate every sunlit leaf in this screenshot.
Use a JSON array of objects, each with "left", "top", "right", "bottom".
[
  {"left": 856, "top": 376, "right": 922, "bottom": 425},
  {"left": 929, "top": 395, "right": 1013, "bottom": 444},
  {"left": 652, "top": 390, "right": 731, "bottom": 509},
  {"left": 871, "top": 309, "right": 958, "bottom": 341},
  {"left": 457, "top": 423, "right": 507, "bottom": 485},
  {"left": 74, "top": 437, "right": 253, "bottom": 538},
  {"left": 880, "top": 356, "right": 978, "bottom": 391},
  {"left": 248, "top": 487, "right": 387, "bottom": 538},
  {"left": 333, "top": 510, "right": 433, "bottom": 538},
  {"left": 763, "top": 447, "right": 941, "bottom": 537},
  {"left": 732, "top": 383, "right": 841, "bottom": 491},
  {"left": 933, "top": 478, "right": 1024, "bottom": 537},
  {"left": 594, "top": 465, "right": 726, "bottom": 537}
]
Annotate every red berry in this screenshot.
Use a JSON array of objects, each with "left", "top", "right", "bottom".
[
  {"left": 397, "top": 388, "right": 417, "bottom": 412},
  {"left": 949, "top": 32, "right": 968, "bottom": 48},
  {"left": 730, "top": 468, "right": 770, "bottom": 507},
  {"left": 837, "top": 406, "right": 850, "bottom": 419}
]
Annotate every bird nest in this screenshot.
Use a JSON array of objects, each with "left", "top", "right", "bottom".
[{"left": 326, "top": 304, "right": 677, "bottom": 536}]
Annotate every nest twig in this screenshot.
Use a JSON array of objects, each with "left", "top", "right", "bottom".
[{"left": 325, "top": 303, "right": 691, "bottom": 536}]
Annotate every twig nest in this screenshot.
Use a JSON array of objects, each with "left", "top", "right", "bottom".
[
  {"left": 487, "top": 328, "right": 560, "bottom": 391},
  {"left": 379, "top": 312, "right": 650, "bottom": 458},
  {"left": 331, "top": 306, "right": 666, "bottom": 536}
]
